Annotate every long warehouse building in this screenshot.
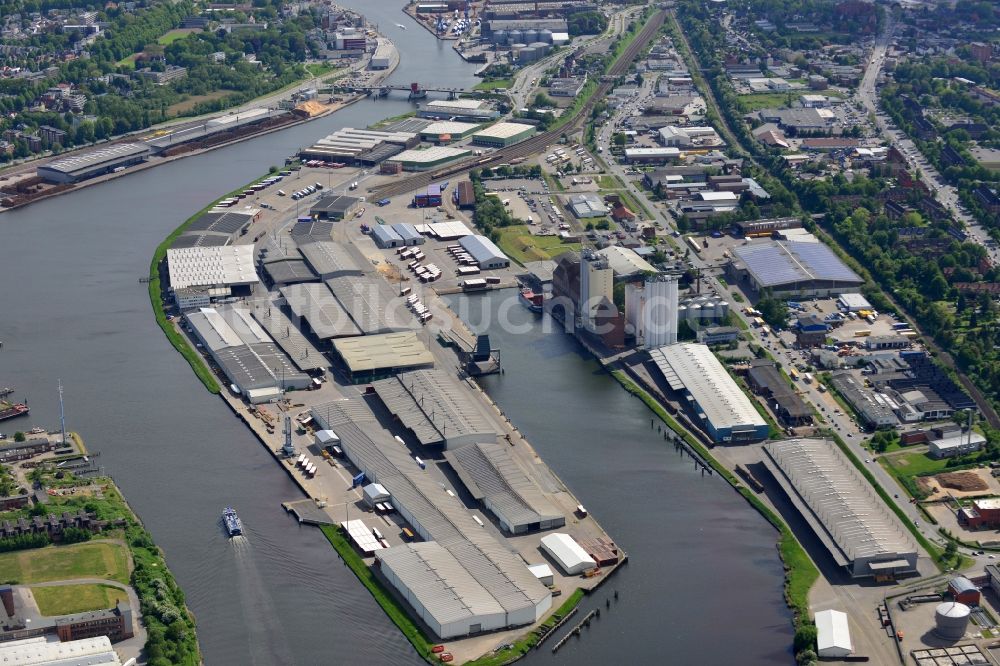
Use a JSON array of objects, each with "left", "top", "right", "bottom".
[
  {"left": 186, "top": 305, "right": 311, "bottom": 402},
  {"left": 763, "top": 438, "right": 917, "bottom": 579},
  {"left": 36, "top": 142, "right": 151, "bottom": 183},
  {"left": 649, "top": 343, "right": 769, "bottom": 443},
  {"left": 311, "top": 400, "right": 552, "bottom": 638},
  {"left": 370, "top": 369, "right": 497, "bottom": 448},
  {"left": 728, "top": 240, "right": 863, "bottom": 298},
  {"left": 446, "top": 441, "right": 564, "bottom": 534}
]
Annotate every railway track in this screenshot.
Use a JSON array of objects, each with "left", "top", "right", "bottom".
[{"left": 370, "top": 9, "right": 666, "bottom": 200}]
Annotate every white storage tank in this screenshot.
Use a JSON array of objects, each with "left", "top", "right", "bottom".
[
  {"left": 524, "top": 29, "right": 539, "bottom": 43},
  {"left": 493, "top": 29, "right": 508, "bottom": 45},
  {"left": 677, "top": 304, "right": 687, "bottom": 320},
  {"left": 539, "top": 29, "right": 553, "bottom": 43},
  {"left": 686, "top": 303, "right": 701, "bottom": 320},
  {"left": 530, "top": 42, "right": 549, "bottom": 56},
  {"left": 518, "top": 46, "right": 537, "bottom": 63},
  {"left": 718, "top": 300, "right": 730, "bottom": 318},
  {"left": 935, "top": 602, "right": 970, "bottom": 641},
  {"left": 508, "top": 30, "right": 523, "bottom": 43}
]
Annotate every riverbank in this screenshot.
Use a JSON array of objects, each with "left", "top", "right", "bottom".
[
  {"left": 0, "top": 431, "right": 200, "bottom": 665},
  {"left": 0, "top": 41, "right": 401, "bottom": 215},
  {"left": 149, "top": 156, "right": 627, "bottom": 664}
]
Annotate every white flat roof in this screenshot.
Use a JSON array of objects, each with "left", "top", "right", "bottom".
[
  {"left": 0, "top": 635, "right": 122, "bottom": 666},
  {"left": 422, "top": 120, "right": 482, "bottom": 135},
  {"left": 392, "top": 146, "right": 471, "bottom": 163},
  {"left": 473, "top": 122, "right": 535, "bottom": 138},
  {"left": 698, "top": 191, "right": 738, "bottom": 201},
  {"left": 423, "top": 99, "right": 489, "bottom": 110},
  {"left": 624, "top": 147, "right": 680, "bottom": 156},
  {"left": 167, "top": 244, "right": 258, "bottom": 290}
]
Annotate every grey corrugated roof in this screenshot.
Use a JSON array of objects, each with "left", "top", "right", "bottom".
[
  {"left": 325, "top": 274, "right": 409, "bottom": 335},
  {"left": 370, "top": 370, "right": 497, "bottom": 446},
  {"left": 279, "top": 283, "right": 361, "bottom": 339},
  {"left": 250, "top": 296, "right": 327, "bottom": 371},
  {"left": 298, "top": 241, "right": 363, "bottom": 278},
  {"left": 460, "top": 234, "right": 508, "bottom": 264},
  {"left": 446, "top": 442, "right": 562, "bottom": 531},
  {"left": 310, "top": 399, "right": 550, "bottom": 616},
  {"left": 764, "top": 438, "right": 915, "bottom": 564},
  {"left": 263, "top": 259, "right": 318, "bottom": 285},
  {"left": 377, "top": 542, "right": 505, "bottom": 627}
]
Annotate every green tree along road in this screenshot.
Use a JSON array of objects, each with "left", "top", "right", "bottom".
[
  {"left": 0, "top": 0, "right": 323, "bottom": 162},
  {"left": 672, "top": 0, "right": 1000, "bottom": 426}
]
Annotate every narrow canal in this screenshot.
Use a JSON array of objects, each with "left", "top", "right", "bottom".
[
  {"left": 449, "top": 291, "right": 793, "bottom": 664},
  {"left": 0, "top": 4, "right": 791, "bottom": 662}
]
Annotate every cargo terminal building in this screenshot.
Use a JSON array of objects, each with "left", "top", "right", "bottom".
[
  {"left": 37, "top": 143, "right": 151, "bottom": 183},
  {"left": 728, "top": 240, "right": 864, "bottom": 298},
  {"left": 310, "top": 400, "right": 552, "bottom": 639},
  {"left": 650, "top": 343, "right": 769, "bottom": 443},
  {"left": 763, "top": 438, "right": 918, "bottom": 579}
]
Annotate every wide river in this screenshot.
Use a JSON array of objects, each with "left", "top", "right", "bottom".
[{"left": 0, "top": 4, "right": 791, "bottom": 664}]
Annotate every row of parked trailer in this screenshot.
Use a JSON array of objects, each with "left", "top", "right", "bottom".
[
  {"left": 303, "top": 159, "right": 345, "bottom": 168},
  {"left": 291, "top": 182, "right": 325, "bottom": 200},
  {"left": 216, "top": 174, "right": 287, "bottom": 207},
  {"left": 445, "top": 244, "right": 479, "bottom": 267},
  {"left": 295, "top": 453, "right": 318, "bottom": 478},
  {"left": 405, "top": 293, "right": 434, "bottom": 323}
]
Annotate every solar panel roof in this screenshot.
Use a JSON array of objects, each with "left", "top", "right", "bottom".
[{"left": 733, "top": 241, "right": 862, "bottom": 288}]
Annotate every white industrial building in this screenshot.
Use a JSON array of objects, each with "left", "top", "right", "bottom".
[
  {"left": 312, "top": 400, "right": 551, "bottom": 637},
  {"left": 459, "top": 234, "right": 510, "bottom": 269},
  {"left": 0, "top": 636, "right": 123, "bottom": 665},
  {"left": 446, "top": 441, "right": 564, "bottom": 534},
  {"left": 650, "top": 343, "right": 769, "bottom": 442},
  {"left": 167, "top": 244, "right": 259, "bottom": 292},
  {"left": 378, "top": 542, "right": 508, "bottom": 638},
  {"left": 658, "top": 125, "right": 720, "bottom": 147},
  {"left": 540, "top": 533, "right": 596, "bottom": 574},
  {"left": 596, "top": 245, "right": 657, "bottom": 277},
  {"left": 566, "top": 193, "right": 608, "bottom": 218},
  {"left": 363, "top": 482, "right": 390, "bottom": 506},
  {"left": 625, "top": 275, "right": 678, "bottom": 349},
  {"left": 370, "top": 40, "right": 393, "bottom": 69},
  {"left": 928, "top": 431, "right": 987, "bottom": 459},
  {"left": 815, "top": 610, "right": 852, "bottom": 658},
  {"left": 763, "top": 438, "right": 918, "bottom": 579},
  {"left": 185, "top": 305, "right": 311, "bottom": 402}
]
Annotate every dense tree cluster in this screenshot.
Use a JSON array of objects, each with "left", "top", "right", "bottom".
[{"left": 0, "top": 0, "right": 318, "bottom": 159}]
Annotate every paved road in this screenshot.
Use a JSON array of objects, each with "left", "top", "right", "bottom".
[{"left": 855, "top": 14, "right": 1000, "bottom": 265}]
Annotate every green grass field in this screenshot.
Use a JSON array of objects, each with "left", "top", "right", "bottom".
[
  {"left": 306, "top": 63, "right": 336, "bottom": 78},
  {"left": 881, "top": 450, "right": 949, "bottom": 478},
  {"left": 736, "top": 93, "right": 794, "bottom": 112},
  {"left": 496, "top": 225, "right": 581, "bottom": 265},
  {"left": 158, "top": 28, "right": 198, "bottom": 45},
  {"left": 474, "top": 78, "right": 512, "bottom": 91},
  {"left": 0, "top": 542, "right": 129, "bottom": 585},
  {"left": 31, "top": 583, "right": 126, "bottom": 616}
]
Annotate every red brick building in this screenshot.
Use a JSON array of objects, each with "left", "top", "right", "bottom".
[{"left": 958, "top": 498, "right": 1000, "bottom": 530}]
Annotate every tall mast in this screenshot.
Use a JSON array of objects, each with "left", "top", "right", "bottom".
[{"left": 59, "top": 379, "right": 66, "bottom": 445}]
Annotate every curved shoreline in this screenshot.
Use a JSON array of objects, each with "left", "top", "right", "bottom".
[{"left": 0, "top": 42, "right": 400, "bottom": 215}]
